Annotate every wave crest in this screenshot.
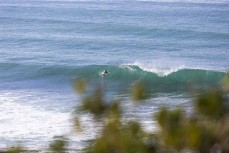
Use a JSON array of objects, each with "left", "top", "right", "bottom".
[
  {"left": 129, "top": 61, "right": 185, "bottom": 76},
  {"left": 1, "top": 62, "right": 226, "bottom": 92}
]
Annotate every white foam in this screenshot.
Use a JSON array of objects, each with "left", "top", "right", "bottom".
[
  {"left": 131, "top": 61, "right": 185, "bottom": 76},
  {"left": 0, "top": 92, "right": 71, "bottom": 148},
  {"left": 0, "top": 90, "right": 98, "bottom": 150},
  {"left": 119, "top": 65, "right": 136, "bottom": 72}
]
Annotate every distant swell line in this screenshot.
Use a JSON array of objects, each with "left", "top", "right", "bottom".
[{"left": 1, "top": 16, "right": 229, "bottom": 38}]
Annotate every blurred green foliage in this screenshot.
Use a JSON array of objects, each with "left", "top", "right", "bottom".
[
  {"left": 79, "top": 87, "right": 107, "bottom": 118},
  {"left": 85, "top": 120, "right": 152, "bottom": 153},
  {"left": 222, "top": 73, "right": 229, "bottom": 90},
  {"left": 49, "top": 137, "right": 67, "bottom": 153},
  {"left": 155, "top": 89, "right": 229, "bottom": 153},
  {"left": 3, "top": 146, "right": 22, "bottom": 153},
  {"left": 156, "top": 107, "right": 186, "bottom": 151},
  {"left": 74, "top": 116, "right": 83, "bottom": 132},
  {"left": 195, "top": 90, "right": 227, "bottom": 120},
  {"left": 131, "top": 81, "right": 147, "bottom": 101},
  {"left": 2, "top": 76, "right": 229, "bottom": 153},
  {"left": 76, "top": 79, "right": 229, "bottom": 153},
  {"left": 74, "top": 79, "right": 87, "bottom": 94},
  {"left": 77, "top": 84, "right": 122, "bottom": 120}
]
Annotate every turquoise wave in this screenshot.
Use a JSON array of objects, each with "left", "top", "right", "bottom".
[
  {"left": 75, "top": 65, "right": 226, "bottom": 92},
  {"left": 0, "top": 63, "right": 226, "bottom": 92}
]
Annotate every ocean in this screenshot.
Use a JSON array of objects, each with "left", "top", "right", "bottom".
[{"left": 0, "top": 0, "right": 229, "bottom": 151}]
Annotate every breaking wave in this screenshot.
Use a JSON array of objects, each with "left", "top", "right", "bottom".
[{"left": 0, "top": 62, "right": 226, "bottom": 92}]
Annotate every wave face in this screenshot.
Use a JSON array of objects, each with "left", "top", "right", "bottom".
[
  {"left": 72, "top": 65, "right": 226, "bottom": 92},
  {"left": 0, "top": 63, "right": 226, "bottom": 93}
]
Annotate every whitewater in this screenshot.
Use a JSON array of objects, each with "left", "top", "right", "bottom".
[{"left": 0, "top": 0, "right": 229, "bottom": 150}]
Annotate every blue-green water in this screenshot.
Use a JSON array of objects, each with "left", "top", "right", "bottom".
[{"left": 0, "top": 0, "right": 229, "bottom": 150}]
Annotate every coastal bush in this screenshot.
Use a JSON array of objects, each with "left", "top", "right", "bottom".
[
  {"left": 2, "top": 78, "right": 229, "bottom": 153},
  {"left": 48, "top": 137, "right": 67, "bottom": 153},
  {"left": 75, "top": 80, "right": 229, "bottom": 153}
]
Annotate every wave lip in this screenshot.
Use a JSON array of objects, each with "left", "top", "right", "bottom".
[
  {"left": 129, "top": 61, "right": 185, "bottom": 77},
  {"left": 111, "top": 63, "right": 226, "bottom": 92}
]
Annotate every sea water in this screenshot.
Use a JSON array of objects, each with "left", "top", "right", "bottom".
[{"left": 0, "top": 0, "right": 229, "bottom": 150}]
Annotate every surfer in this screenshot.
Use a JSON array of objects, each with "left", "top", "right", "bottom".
[
  {"left": 104, "top": 70, "right": 108, "bottom": 74},
  {"left": 102, "top": 69, "right": 109, "bottom": 77}
]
